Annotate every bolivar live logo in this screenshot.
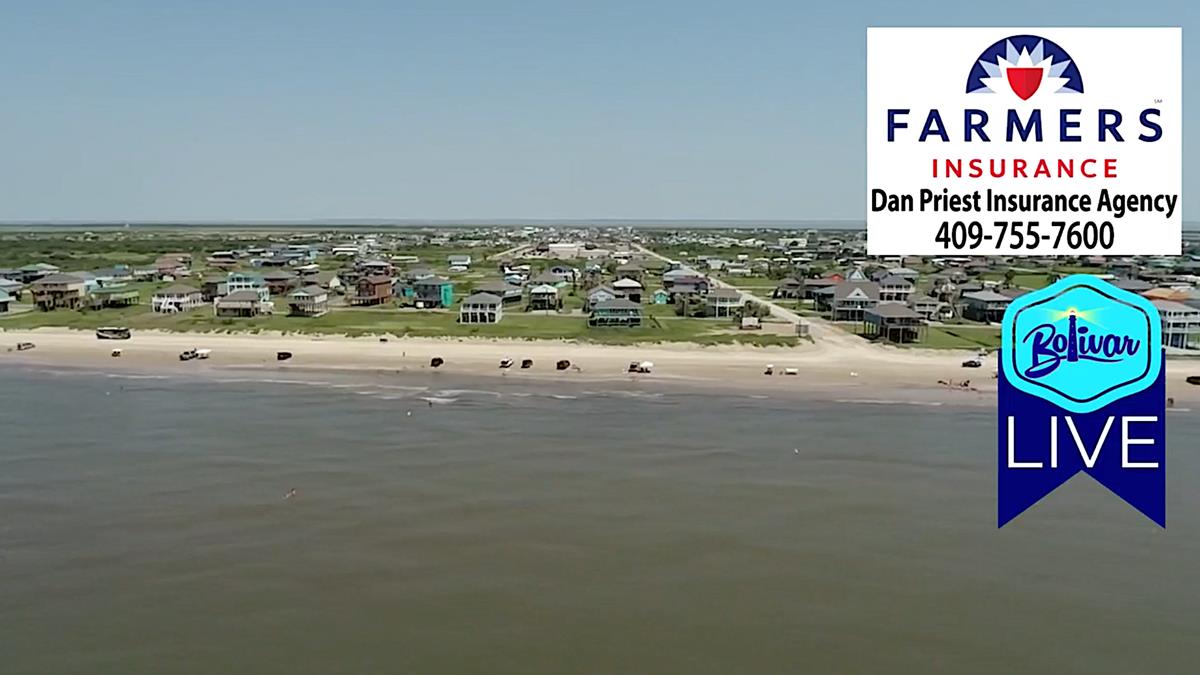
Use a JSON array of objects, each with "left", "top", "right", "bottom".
[{"left": 998, "top": 275, "right": 1165, "bottom": 527}]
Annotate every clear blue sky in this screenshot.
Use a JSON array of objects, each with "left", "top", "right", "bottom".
[{"left": 0, "top": 0, "right": 1195, "bottom": 221}]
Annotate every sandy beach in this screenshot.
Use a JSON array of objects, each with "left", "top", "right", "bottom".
[{"left": 3, "top": 327, "right": 1199, "bottom": 404}]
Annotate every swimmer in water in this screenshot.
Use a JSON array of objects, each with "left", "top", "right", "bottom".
[{"left": 284, "top": 488, "right": 297, "bottom": 500}]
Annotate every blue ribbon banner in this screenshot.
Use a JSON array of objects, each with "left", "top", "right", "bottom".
[{"left": 998, "top": 275, "right": 1166, "bottom": 528}]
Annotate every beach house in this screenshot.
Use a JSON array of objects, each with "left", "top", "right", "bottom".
[
  {"left": 18, "top": 263, "right": 61, "bottom": 284},
  {"left": 287, "top": 286, "right": 330, "bottom": 317},
  {"left": 585, "top": 285, "right": 616, "bottom": 311},
  {"left": 907, "top": 294, "right": 943, "bottom": 321},
  {"left": 413, "top": 276, "right": 453, "bottom": 308},
  {"left": 876, "top": 274, "right": 915, "bottom": 303},
  {"left": 1152, "top": 300, "right": 1200, "bottom": 350},
  {"left": 89, "top": 285, "right": 140, "bottom": 309},
  {"left": 262, "top": 270, "right": 300, "bottom": 296},
  {"left": 960, "top": 290, "right": 1012, "bottom": 323},
  {"left": 528, "top": 284, "right": 560, "bottom": 311},
  {"left": 351, "top": 275, "right": 395, "bottom": 306},
  {"left": 200, "top": 276, "right": 229, "bottom": 301},
  {"left": 215, "top": 290, "right": 271, "bottom": 318},
  {"left": 226, "top": 272, "right": 269, "bottom": 302},
  {"left": 862, "top": 304, "right": 926, "bottom": 344},
  {"left": 31, "top": 273, "right": 86, "bottom": 311},
  {"left": 652, "top": 288, "right": 670, "bottom": 305},
  {"left": 0, "top": 277, "right": 23, "bottom": 299},
  {"left": 447, "top": 254, "right": 472, "bottom": 269},
  {"left": 824, "top": 281, "right": 880, "bottom": 321},
  {"left": 588, "top": 298, "right": 643, "bottom": 327},
  {"left": 459, "top": 292, "right": 503, "bottom": 324},
  {"left": 0, "top": 289, "right": 10, "bottom": 313},
  {"left": 153, "top": 285, "right": 204, "bottom": 313},
  {"left": 612, "top": 277, "right": 644, "bottom": 304},
  {"left": 705, "top": 288, "right": 743, "bottom": 318},
  {"left": 614, "top": 262, "right": 645, "bottom": 283},
  {"left": 772, "top": 277, "right": 804, "bottom": 299},
  {"left": 474, "top": 280, "right": 523, "bottom": 305}
]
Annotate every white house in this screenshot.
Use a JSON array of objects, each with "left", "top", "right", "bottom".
[{"left": 152, "top": 284, "right": 205, "bottom": 313}]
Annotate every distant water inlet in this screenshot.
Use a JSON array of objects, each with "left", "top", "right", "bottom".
[{"left": 2, "top": 365, "right": 1199, "bottom": 674}]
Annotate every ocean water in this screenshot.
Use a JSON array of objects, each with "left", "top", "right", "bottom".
[{"left": 1, "top": 365, "right": 1198, "bottom": 674}]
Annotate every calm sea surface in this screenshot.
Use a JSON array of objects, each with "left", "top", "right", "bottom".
[{"left": 1, "top": 365, "right": 1198, "bottom": 674}]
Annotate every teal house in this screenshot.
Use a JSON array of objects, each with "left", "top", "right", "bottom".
[
  {"left": 652, "top": 288, "right": 670, "bottom": 304},
  {"left": 414, "top": 276, "right": 454, "bottom": 308}
]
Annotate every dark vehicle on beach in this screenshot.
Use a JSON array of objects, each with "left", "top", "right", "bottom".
[
  {"left": 430, "top": 357, "right": 444, "bottom": 368},
  {"left": 961, "top": 359, "right": 982, "bottom": 368},
  {"left": 556, "top": 359, "right": 571, "bottom": 371},
  {"left": 16, "top": 342, "right": 36, "bottom": 351},
  {"left": 96, "top": 327, "right": 131, "bottom": 340},
  {"left": 521, "top": 359, "right": 533, "bottom": 369},
  {"left": 277, "top": 351, "right": 293, "bottom": 361},
  {"left": 499, "top": 358, "right": 513, "bottom": 369},
  {"left": 179, "top": 349, "right": 198, "bottom": 361},
  {"left": 1187, "top": 376, "right": 1200, "bottom": 386}
]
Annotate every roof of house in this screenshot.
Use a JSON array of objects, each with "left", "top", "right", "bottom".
[
  {"left": 1151, "top": 299, "right": 1200, "bottom": 314},
  {"left": 475, "top": 280, "right": 520, "bottom": 294},
  {"left": 708, "top": 288, "right": 742, "bottom": 300},
  {"left": 531, "top": 271, "right": 565, "bottom": 283},
  {"left": 290, "top": 285, "right": 327, "bottom": 297},
  {"left": 832, "top": 280, "right": 880, "bottom": 300},
  {"left": 587, "top": 285, "right": 615, "bottom": 297},
  {"left": 220, "top": 290, "right": 264, "bottom": 303},
  {"left": 593, "top": 298, "right": 642, "bottom": 311},
  {"left": 34, "top": 272, "right": 85, "bottom": 285},
  {"left": 361, "top": 274, "right": 393, "bottom": 285},
  {"left": 877, "top": 274, "right": 914, "bottom": 287},
  {"left": 962, "top": 290, "right": 1012, "bottom": 302},
  {"left": 156, "top": 284, "right": 201, "bottom": 296},
  {"left": 262, "top": 270, "right": 297, "bottom": 281},
  {"left": 908, "top": 294, "right": 939, "bottom": 305},
  {"left": 530, "top": 283, "right": 559, "bottom": 294},
  {"left": 462, "top": 292, "right": 502, "bottom": 305},
  {"left": 414, "top": 275, "right": 451, "bottom": 286},
  {"left": 612, "top": 277, "right": 643, "bottom": 289}
]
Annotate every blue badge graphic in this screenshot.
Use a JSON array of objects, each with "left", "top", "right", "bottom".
[{"left": 999, "top": 275, "right": 1166, "bottom": 527}]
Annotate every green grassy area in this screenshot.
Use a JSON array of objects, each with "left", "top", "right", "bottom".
[
  {"left": 843, "top": 322, "right": 1000, "bottom": 349},
  {"left": 0, "top": 303, "right": 799, "bottom": 347}
]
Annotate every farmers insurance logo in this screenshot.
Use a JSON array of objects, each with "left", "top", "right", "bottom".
[
  {"left": 965, "top": 35, "right": 1083, "bottom": 100},
  {"left": 998, "top": 276, "right": 1165, "bottom": 527},
  {"left": 865, "top": 27, "right": 1182, "bottom": 257}
]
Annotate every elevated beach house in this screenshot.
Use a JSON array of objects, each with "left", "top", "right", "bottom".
[
  {"left": 31, "top": 273, "right": 86, "bottom": 311},
  {"left": 413, "top": 276, "right": 453, "bottom": 308},
  {"left": 262, "top": 270, "right": 300, "bottom": 296},
  {"left": 1151, "top": 300, "right": 1200, "bottom": 350},
  {"left": 907, "top": 294, "right": 943, "bottom": 321},
  {"left": 474, "top": 280, "right": 523, "bottom": 305},
  {"left": 863, "top": 304, "right": 926, "bottom": 343},
  {"left": 459, "top": 292, "right": 503, "bottom": 324},
  {"left": 589, "top": 298, "right": 643, "bottom": 327},
  {"left": 226, "top": 272, "right": 270, "bottom": 302},
  {"left": 528, "top": 283, "right": 560, "bottom": 311},
  {"left": 584, "top": 285, "right": 616, "bottom": 311},
  {"left": 823, "top": 280, "right": 880, "bottom": 321},
  {"left": 0, "top": 277, "right": 22, "bottom": 299},
  {"left": 201, "top": 275, "right": 229, "bottom": 301},
  {"left": 960, "top": 290, "right": 1012, "bottom": 323},
  {"left": 351, "top": 275, "right": 394, "bottom": 306},
  {"left": 612, "top": 277, "right": 644, "bottom": 304},
  {"left": 287, "top": 285, "right": 330, "bottom": 317},
  {"left": 876, "top": 274, "right": 915, "bottom": 303},
  {"left": 705, "top": 288, "right": 743, "bottom": 318},
  {"left": 89, "top": 285, "right": 140, "bottom": 309},
  {"left": 772, "top": 277, "right": 804, "bottom": 299},
  {"left": 215, "top": 289, "right": 271, "bottom": 318},
  {"left": 0, "top": 289, "right": 10, "bottom": 313},
  {"left": 153, "top": 285, "right": 204, "bottom": 313}
]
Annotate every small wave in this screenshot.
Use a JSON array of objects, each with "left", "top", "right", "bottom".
[
  {"left": 549, "top": 394, "right": 578, "bottom": 400},
  {"left": 420, "top": 396, "right": 458, "bottom": 405},
  {"left": 834, "top": 398, "right": 944, "bottom": 407},
  {"left": 434, "top": 389, "right": 504, "bottom": 398}
]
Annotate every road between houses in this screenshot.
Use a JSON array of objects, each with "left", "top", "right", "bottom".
[{"left": 632, "top": 244, "right": 861, "bottom": 346}]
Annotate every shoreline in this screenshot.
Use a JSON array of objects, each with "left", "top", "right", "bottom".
[{"left": 3, "top": 327, "right": 1199, "bottom": 405}]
